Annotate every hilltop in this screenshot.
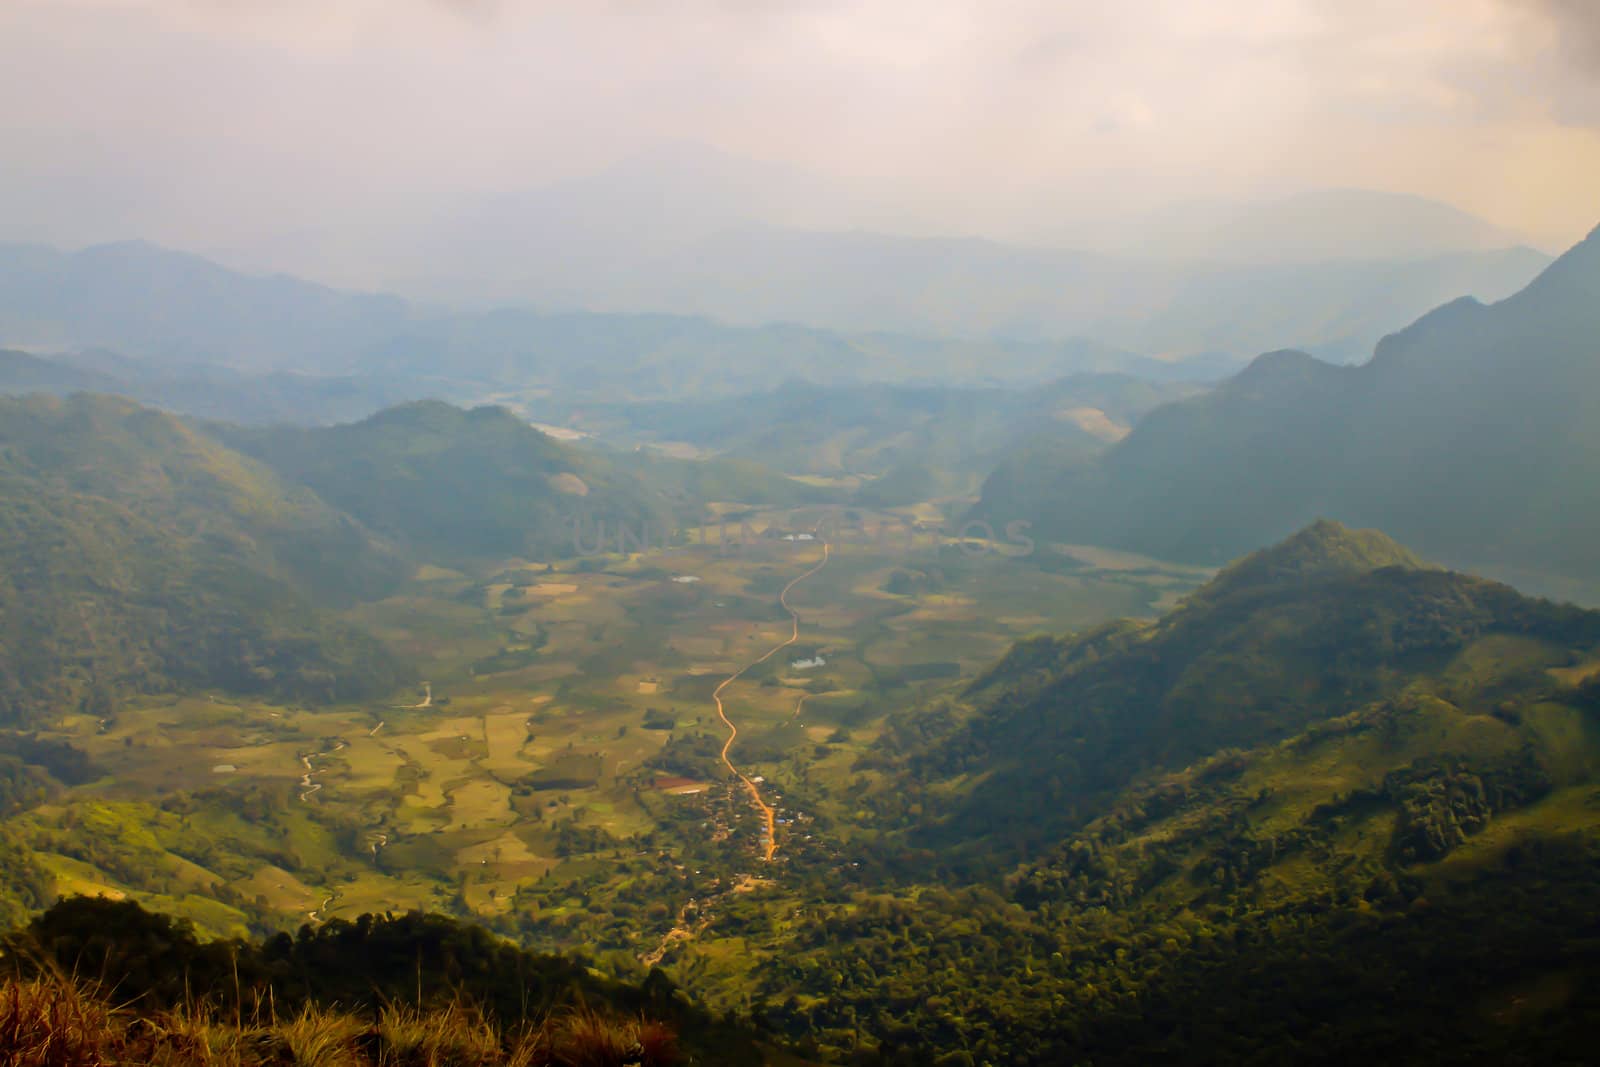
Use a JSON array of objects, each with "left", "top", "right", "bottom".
[
  {"left": 217, "top": 400, "right": 677, "bottom": 565},
  {"left": 918, "top": 520, "right": 1599, "bottom": 855}
]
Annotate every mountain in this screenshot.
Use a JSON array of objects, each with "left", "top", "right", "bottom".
[
  {"left": 360, "top": 309, "right": 883, "bottom": 400},
  {"left": 354, "top": 308, "right": 1207, "bottom": 404},
  {"left": 776, "top": 522, "right": 1600, "bottom": 1062},
  {"left": 7, "top": 226, "right": 1543, "bottom": 402},
  {"left": 468, "top": 222, "right": 1547, "bottom": 361},
  {"left": 0, "top": 240, "right": 1228, "bottom": 395},
  {"left": 377, "top": 140, "right": 878, "bottom": 309},
  {"left": 221, "top": 140, "right": 1534, "bottom": 284},
  {"left": 0, "top": 241, "right": 408, "bottom": 370},
  {"left": 215, "top": 401, "right": 680, "bottom": 565},
  {"left": 0, "top": 226, "right": 1549, "bottom": 390},
  {"left": 0, "top": 347, "right": 120, "bottom": 394},
  {"left": 0, "top": 394, "right": 409, "bottom": 723},
  {"left": 342, "top": 143, "right": 1543, "bottom": 343},
  {"left": 973, "top": 223, "right": 1600, "bottom": 599},
  {"left": 919, "top": 521, "right": 1599, "bottom": 855},
  {"left": 0, "top": 347, "right": 442, "bottom": 425},
  {"left": 0, "top": 392, "right": 738, "bottom": 723},
  {"left": 1188, "top": 516, "right": 1425, "bottom": 589},
  {"left": 354, "top": 145, "right": 1552, "bottom": 358}
]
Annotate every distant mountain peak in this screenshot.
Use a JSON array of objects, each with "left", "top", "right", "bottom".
[
  {"left": 357, "top": 398, "right": 525, "bottom": 433},
  {"left": 1232, "top": 348, "right": 1324, "bottom": 382},
  {"left": 1195, "top": 520, "right": 1427, "bottom": 600},
  {"left": 1222, "top": 348, "right": 1348, "bottom": 397},
  {"left": 1508, "top": 216, "right": 1600, "bottom": 305}
]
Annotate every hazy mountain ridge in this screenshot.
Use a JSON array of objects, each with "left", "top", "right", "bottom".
[
  {"left": 0, "top": 240, "right": 409, "bottom": 369},
  {"left": 522, "top": 223, "right": 1548, "bottom": 360},
  {"left": 561, "top": 375, "right": 1199, "bottom": 495},
  {"left": 319, "top": 144, "right": 1549, "bottom": 351},
  {"left": 0, "top": 240, "right": 1234, "bottom": 413},
  {"left": 0, "top": 347, "right": 119, "bottom": 394},
  {"left": 0, "top": 226, "right": 1550, "bottom": 396},
  {"left": 0, "top": 345, "right": 442, "bottom": 427},
  {"left": 973, "top": 223, "right": 1600, "bottom": 599}
]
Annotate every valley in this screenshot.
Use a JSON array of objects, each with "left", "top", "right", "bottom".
[
  {"left": 9, "top": 10, "right": 1600, "bottom": 1063},
  {"left": 2, "top": 503, "right": 1205, "bottom": 955}
]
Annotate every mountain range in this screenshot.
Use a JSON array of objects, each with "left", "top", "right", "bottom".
[
  {"left": 976, "top": 222, "right": 1600, "bottom": 601},
  {"left": 0, "top": 194, "right": 1551, "bottom": 390},
  {"left": 0, "top": 394, "right": 709, "bottom": 726},
  {"left": 796, "top": 519, "right": 1600, "bottom": 1062},
  {"left": 0, "top": 240, "right": 1232, "bottom": 404}
]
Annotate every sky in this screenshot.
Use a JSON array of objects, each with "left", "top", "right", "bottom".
[{"left": 1, "top": 0, "right": 1597, "bottom": 272}]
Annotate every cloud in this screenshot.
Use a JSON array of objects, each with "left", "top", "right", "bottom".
[
  {"left": 1523, "top": 0, "right": 1600, "bottom": 72},
  {"left": 0, "top": 0, "right": 1595, "bottom": 263}
]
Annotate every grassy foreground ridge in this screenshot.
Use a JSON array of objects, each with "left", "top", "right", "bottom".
[{"left": 0, "top": 897, "right": 764, "bottom": 1066}]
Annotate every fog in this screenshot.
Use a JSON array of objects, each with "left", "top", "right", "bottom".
[{"left": 1, "top": 0, "right": 1596, "bottom": 292}]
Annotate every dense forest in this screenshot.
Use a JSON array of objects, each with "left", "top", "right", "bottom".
[
  {"left": 0, "top": 394, "right": 409, "bottom": 724},
  {"left": 917, "top": 520, "right": 1600, "bottom": 858}
]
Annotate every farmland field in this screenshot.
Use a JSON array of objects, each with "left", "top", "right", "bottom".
[{"left": 11, "top": 504, "right": 1207, "bottom": 975}]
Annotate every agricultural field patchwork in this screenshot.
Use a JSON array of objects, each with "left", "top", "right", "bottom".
[{"left": 9, "top": 506, "right": 1205, "bottom": 982}]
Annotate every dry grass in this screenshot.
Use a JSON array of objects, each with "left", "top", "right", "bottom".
[
  {"left": 511, "top": 1009, "right": 680, "bottom": 1067},
  {"left": 0, "top": 975, "right": 112, "bottom": 1067},
  {"left": 0, "top": 976, "right": 681, "bottom": 1067}
]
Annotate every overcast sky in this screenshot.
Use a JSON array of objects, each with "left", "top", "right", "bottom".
[{"left": 2, "top": 0, "right": 1597, "bottom": 269}]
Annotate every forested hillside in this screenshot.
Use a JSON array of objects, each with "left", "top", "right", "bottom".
[
  {"left": 740, "top": 521, "right": 1600, "bottom": 1060},
  {"left": 0, "top": 394, "right": 408, "bottom": 723},
  {"left": 973, "top": 224, "right": 1600, "bottom": 597},
  {"left": 0, "top": 395, "right": 705, "bottom": 725},
  {"left": 918, "top": 520, "right": 1600, "bottom": 856},
  {"left": 217, "top": 401, "right": 680, "bottom": 564}
]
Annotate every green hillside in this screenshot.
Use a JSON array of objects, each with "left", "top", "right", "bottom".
[
  {"left": 0, "top": 394, "right": 408, "bottom": 724},
  {"left": 748, "top": 521, "right": 1600, "bottom": 1061},
  {"left": 218, "top": 400, "right": 678, "bottom": 564},
  {"left": 920, "top": 520, "right": 1600, "bottom": 855}
]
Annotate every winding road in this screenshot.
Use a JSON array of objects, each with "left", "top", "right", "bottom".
[
  {"left": 712, "top": 533, "right": 831, "bottom": 863},
  {"left": 393, "top": 682, "right": 432, "bottom": 710},
  {"left": 297, "top": 741, "right": 347, "bottom": 803}
]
